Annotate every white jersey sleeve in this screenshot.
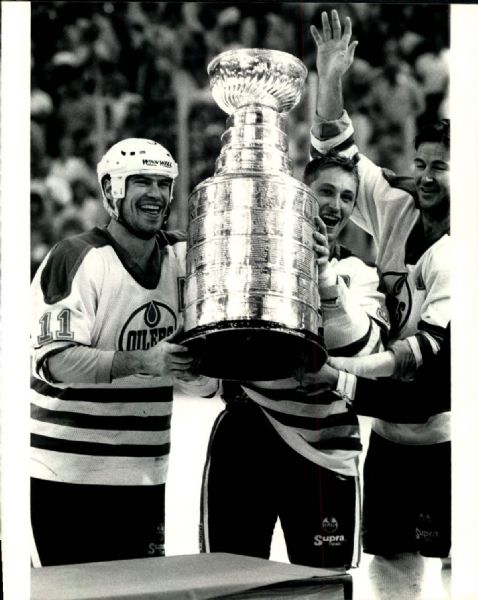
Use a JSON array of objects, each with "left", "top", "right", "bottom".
[
  {"left": 392, "top": 234, "right": 450, "bottom": 377},
  {"left": 31, "top": 243, "right": 108, "bottom": 383},
  {"left": 322, "top": 255, "right": 389, "bottom": 357}
]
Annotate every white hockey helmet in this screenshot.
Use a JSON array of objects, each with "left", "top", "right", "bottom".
[{"left": 97, "top": 138, "right": 179, "bottom": 219}]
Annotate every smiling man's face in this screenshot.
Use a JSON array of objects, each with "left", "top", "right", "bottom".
[
  {"left": 308, "top": 166, "right": 357, "bottom": 250},
  {"left": 414, "top": 142, "right": 450, "bottom": 215},
  {"left": 120, "top": 174, "right": 172, "bottom": 238}
]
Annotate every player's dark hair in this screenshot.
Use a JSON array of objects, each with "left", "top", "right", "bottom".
[
  {"left": 303, "top": 152, "right": 359, "bottom": 192},
  {"left": 414, "top": 119, "right": 450, "bottom": 151}
]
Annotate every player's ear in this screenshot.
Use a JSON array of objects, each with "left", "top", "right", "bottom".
[{"left": 102, "top": 175, "right": 113, "bottom": 201}]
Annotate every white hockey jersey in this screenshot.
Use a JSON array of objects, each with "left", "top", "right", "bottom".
[
  {"left": 30, "top": 228, "right": 217, "bottom": 486},
  {"left": 237, "top": 248, "right": 388, "bottom": 477},
  {"left": 311, "top": 110, "right": 450, "bottom": 445}
]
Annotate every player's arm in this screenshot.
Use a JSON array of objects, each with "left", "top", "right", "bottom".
[
  {"left": 318, "top": 323, "right": 450, "bottom": 422},
  {"left": 309, "top": 9, "right": 357, "bottom": 153},
  {"left": 329, "top": 241, "right": 450, "bottom": 381},
  {"left": 389, "top": 243, "right": 450, "bottom": 379},
  {"left": 310, "top": 10, "right": 357, "bottom": 121},
  {"left": 45, "top": 330, "right": 195, "bottom": 383},
  {"left": 313, "top": 216, "right": 388, "bottom": 359},
  {"left": 309, "top": 11, "right": 413, "bottom": 241},
  {"left": 45, "top": 332, "right": 218, "bottom": 395}
]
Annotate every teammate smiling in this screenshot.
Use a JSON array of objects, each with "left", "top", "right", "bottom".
[{"left": 30, "top": 138, "right": 218, "bottom": 567}]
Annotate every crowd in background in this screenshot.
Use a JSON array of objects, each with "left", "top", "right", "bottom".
[{"left": 31, "top": 1, "right": 450, "bottom": 277}]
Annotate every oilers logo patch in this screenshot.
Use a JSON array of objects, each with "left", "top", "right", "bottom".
[
  {"left": 380, "top": 272, "right": 412, "bottom": 337},
  {"left": 119, "top": 301, "right": 177, "bottom": 350}
]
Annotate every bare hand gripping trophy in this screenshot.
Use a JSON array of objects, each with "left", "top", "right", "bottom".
[{"left": 181, "top": 49, "right": 326, "bottom": 380}]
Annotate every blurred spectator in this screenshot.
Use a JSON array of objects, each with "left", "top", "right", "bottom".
[
  {"left": 415, "top": 41, "right": 449, "bottom": 128},
  {"left": 215, "top": 7, "right": 243, "bottom": 53},
  {"left": 342, "top": 58, "right": 377, "bottom": 161},
  {"left": 262, "top": 11, "right": 295, "bottom": 53},
  {"left": 49, "top": 135, "right": 97, "bottom": 190},
  {"left": 365, "top": 61, "right": 425, "bottom": 174},
  {"left": 58, "top": 178, "right": 108, "bottom": 233},
  {"left": 115, "top": 96, "right": 146, "bottom": 140},
  {"left": 31, "top": 183, "right": 56, "bottom": 278},
  {"left": 31, "top": 81, "right": 53, "bottom": 122},
  {"left": 31, "top": 121, "right": 50, "bottom": 181}
]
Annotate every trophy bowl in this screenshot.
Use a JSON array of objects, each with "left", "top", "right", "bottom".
[{"left": 208, "top": 48, "right": 308, "bottom": 114}]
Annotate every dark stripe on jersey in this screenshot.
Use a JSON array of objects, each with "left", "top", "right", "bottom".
[
  {"left": 328, "top": 320, "right": 373, "bottom": 357},
  {"left": 242, "top": 384, "right": 341, "bottom": 406},
  {"left": 262, "top": 405, "right": 358, "bottom": 431},
  {"left": 366, "top": 333, "right": 384, "bottom": 355},
  {"left": 415, "top": 332, "right": 438, "bottom": 365},
  {"left": 31, "top": 404, "right": 171, "bottom": 431},
  {"left": 335, "top": 137, "right": 357, "bottom": 154},
  {"left": 41, "top": 229, "right": 110, "bottom": 304},
  {"left": 31, "top": 433, "right": 170, "bottom": 457},
  {"left": 370, "top": 315, "right": 389, "bottom": 334},
  {"left": 417, "top": 320, "right": 447, "bottom": 344},
  {"left": 306, "top": 436, "right": 362, "bottom": 451},
  {"left": 31, "top": 378, "right": 173, "bottom": 403},
  {"left": 310, "top": 134, "right": 356, "bottom": 159}
]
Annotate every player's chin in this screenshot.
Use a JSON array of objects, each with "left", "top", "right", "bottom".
[{"left": 139, "top": 218, "right": 166, "bottom": 235}]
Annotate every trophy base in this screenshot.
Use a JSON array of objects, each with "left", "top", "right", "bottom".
[{"left": 179, "top": 320, "right": 327, "bottom": 381}]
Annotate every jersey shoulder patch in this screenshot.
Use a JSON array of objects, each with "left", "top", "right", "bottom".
[{"left": 40, "top": 228, "right": 110, "bottom": 304}]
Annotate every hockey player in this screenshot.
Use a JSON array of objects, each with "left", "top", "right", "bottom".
[
  {"left": 30, "top": 138, "right": 218, "bottom": 566},
  {"left": 309, "top": 11, "right": 450, "bottom": 559},
  {"left": 200, "top": 153, "right": 389, "bottom": 569}
]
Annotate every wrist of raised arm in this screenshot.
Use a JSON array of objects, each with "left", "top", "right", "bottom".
[{"left": 316, "top": 78, "right": 344, "bottom": 121}]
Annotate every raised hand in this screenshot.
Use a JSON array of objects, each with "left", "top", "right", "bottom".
[{"left": 310, "top": 10, "right": 358, "bottom": 80}]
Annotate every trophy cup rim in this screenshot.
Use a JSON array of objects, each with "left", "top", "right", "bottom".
[
  {"left": 207, "top": 47, "right": 308, "bottom": 80},
  {"left": 207, "top": 48, "right": 308, "bottom": 114}
]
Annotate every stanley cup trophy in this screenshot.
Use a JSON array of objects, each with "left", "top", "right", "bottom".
[{"left": 180, "top": 48, "right": 327, "bottom": 380}]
